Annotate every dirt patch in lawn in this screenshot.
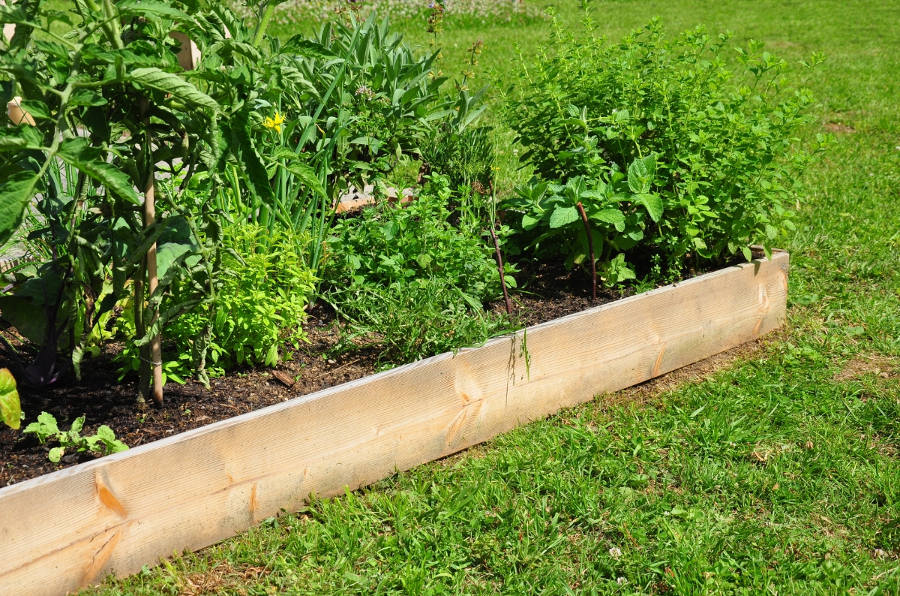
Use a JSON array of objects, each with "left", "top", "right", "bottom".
[
  {"left": 179, "top": 562, "right": 269, "bottom": 596},
  {"left": 823, "top": 121, "right": 857, "bottom": 134},
  {"left": 833, "top": 353, "right": 898, "bottom": 382}
]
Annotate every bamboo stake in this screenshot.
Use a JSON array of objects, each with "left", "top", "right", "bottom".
[
  {"left": 134, "top": 263, "right": 149, "bottom": 404},
  {"left": 575, "top": 202, "right": 597, "bottom": 303},
  {"left": 135, "top": 29, "right": 205, "bottom": 404},
  {"left": 138, "top": 92, "right": 163, "bottom": 405},
  {"left": 135, "top": 29, "right": 205, "bottom": 403}
]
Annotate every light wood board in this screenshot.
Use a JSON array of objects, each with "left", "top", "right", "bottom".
[{"left": 0, "top": 252, "right": 789, "bottom": 595}]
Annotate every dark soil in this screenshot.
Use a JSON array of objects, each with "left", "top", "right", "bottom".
[{"left": 0, "top": 257, "right": 721, "bottom": 487}]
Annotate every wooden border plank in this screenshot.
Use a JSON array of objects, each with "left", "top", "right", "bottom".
[{"left": 0, "top": 252, "right": 789, "bottom": 595}]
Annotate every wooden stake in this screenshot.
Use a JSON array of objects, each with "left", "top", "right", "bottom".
[
  {"left": 7, "top": 96, "right": 36, "bottom": 127},
  {"left": 169, "top": 32, "right": 200, "bottom": 71},
  {"left": 143, "top": 173, "right": 164, "bottom": 405},
  {"left": 575, "top": 202, "right": 597, "bottom": 303},
  {"left": 1, "top": 0, "right": 15, "bottom": 44}
]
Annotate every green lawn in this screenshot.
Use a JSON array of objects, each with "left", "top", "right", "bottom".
[{"left": 89, "top": 0, "right": 898, "bottom": 593}]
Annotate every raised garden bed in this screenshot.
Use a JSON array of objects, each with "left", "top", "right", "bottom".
[{"left": 0, "top": 251, "right": 788, "bottom": 595}]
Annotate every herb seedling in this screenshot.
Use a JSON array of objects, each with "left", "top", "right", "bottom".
[{"left": 24, "top": 413, "right": 128, "bottom": 463}]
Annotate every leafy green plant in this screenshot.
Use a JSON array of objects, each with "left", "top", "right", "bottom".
[
  {"left": 502, "top": 156, "right": 663, "bottom": 284},
  {"left": 280, "top": 13, "right": 483, "bottom": 192},
  {"left": 323, "top": 174, "right": 514, "bottom": 363},
  {"left": 420, "top": 42, "right": 495, "bottom": 192},
  {"left": 23, "top": 411, "right": 128, "bottom": 463},
  {"left": 0, "top": 367, "right": 22, "bottom": 430},
  {"left": 420, "top": 116, "right": 495, "bottom": 191},
  {"left": 204, "top": 13, "right": 491, "bottom": 278},
  {"left": 505, "top": 19, "right": 822, "bottom": 278},
  {"left": 116, "top": 222, "right": 317, "bottom": 381}
]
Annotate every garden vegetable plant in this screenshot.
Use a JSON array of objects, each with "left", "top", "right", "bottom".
[
  {"left": 23, "top": 411, "right": 127, "bottom": 463},
  {"left": 0, "top": 0, "right": 274, "bottom": 399}
]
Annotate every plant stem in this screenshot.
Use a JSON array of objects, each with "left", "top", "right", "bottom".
[
  {"left": 252, "top": 2, "right": 276, "bottom": 48},
  {"left": 576, "top": 202, "right": 597, "bottom": 303},
  {"left": 489, "top": 223, "right": 513, "bottom": 315}
]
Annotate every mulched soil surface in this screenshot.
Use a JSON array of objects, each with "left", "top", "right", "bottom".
[{"left": 0, "top": 258, "right": 705, "bottom": 487}]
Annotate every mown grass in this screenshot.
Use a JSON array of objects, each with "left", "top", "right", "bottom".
[{"left": 88, "top": 0, "right": 899, "bottom": 593}]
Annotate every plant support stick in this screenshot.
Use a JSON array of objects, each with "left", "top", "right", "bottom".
[
  {"left": 576, "top": 202, "right": 597, "bottom": 303},
  {"left": 144, "top": 173, "right": 164, "bottom": 405}
]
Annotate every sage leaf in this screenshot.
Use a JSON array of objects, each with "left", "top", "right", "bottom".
[{"left": 549, "top": 206, "right": 579, "bottom": 229}]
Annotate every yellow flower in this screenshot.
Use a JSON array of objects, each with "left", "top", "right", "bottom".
[{"left": 262, "top": 112, "right": 285, "bottom": 133}]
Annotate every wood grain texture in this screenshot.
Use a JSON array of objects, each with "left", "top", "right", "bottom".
[{"left": 0, "top": 252, "right": 789, "bottom": 595}]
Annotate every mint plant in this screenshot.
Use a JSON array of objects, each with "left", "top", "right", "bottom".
[
  {"left": 23, "top": 412, "right": 128, "bottom": 463},
  {"left": 502, "top": 155, "right": 663, "bottom": 285},
  {"left": 505, "top": 19, "right": 822, "bottom": 280}
]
